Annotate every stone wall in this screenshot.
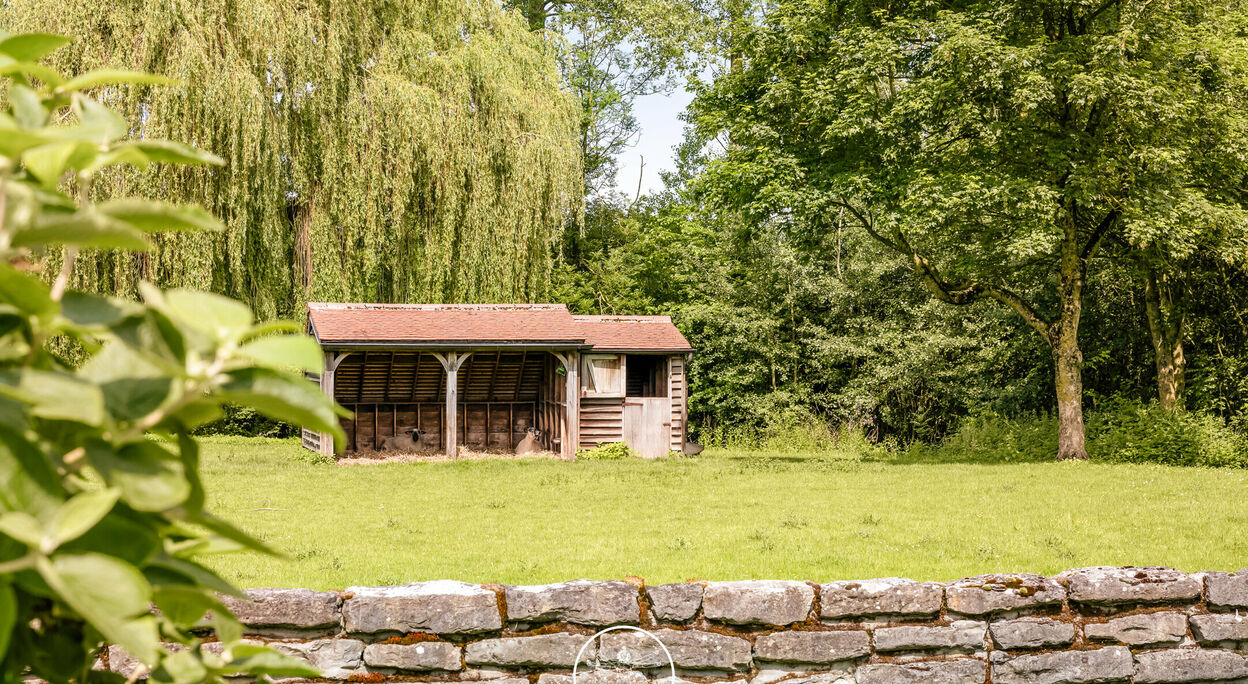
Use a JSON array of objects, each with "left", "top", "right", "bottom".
[{"left": 106, "top": 567, "right": 1248, "bottom": 683}]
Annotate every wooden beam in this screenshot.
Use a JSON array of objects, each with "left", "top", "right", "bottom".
[
  {"left": 552, "top": 351, "right": 580, "bottom": 459},
  {"left": 514, "top": 350, "right": 527, "bottom": 401},
  {"left": 433, "top": 352, "right": 471, "bottom": 459}
]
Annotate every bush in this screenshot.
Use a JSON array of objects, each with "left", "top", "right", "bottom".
[
  {"left": 576, "top": 442, "right": 637, "bottom": 459},
  {"left": 1088, "top": 399, "right": 1248, "bottom": 468},
  {"left": 194, "top": 404, "right": 298, "bottom": 438},
  {"left": 0, "top": 34, "right": 345, "bottom": 682},
  {"left": 901, "top": 401, "right": 1247, "bottom": 467}
]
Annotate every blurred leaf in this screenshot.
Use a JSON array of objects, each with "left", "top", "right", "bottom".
[
  {"left": 0, "top": 426, "right": 62, "bottom": 515},
  {"left": 190, "top": 511, "right": 275, "bottom": 556},
  {"left": 236, "top": 335, "right": 324, "bottom": 372},
  {"left": 80, "top": 342, "right": 176, "bottom": 422},
  {"left": 50, "top": 488, "right": 119, "bottom": 546},
  {"left": 14, "top": 211, "right": 153, "bottom": 251},
  {"left": 0, "top": 581, "right": 14, "bottom": 661},
  {"left": 9, "top": 83, "right": 45, "bottom": 128},
  {"left": 98, "top": 199, "right": 224, "bottom": 233},
  {"left": 225, "top": 644, "right": 319, "bottom": 677},
  {"left": 152, "top": 585, "right": 226, "bottom": 626},
  {"left": 220, "top": 368, "right": 346, "bottom": 446},
  {"left": 22, "top": 141, "right": 78, "bottom": 186},
  {"left": 58, "top": 69, "right": 178, "bottom": 93},
  {"left": 0, "top": 117, "right": 49, "bottom": 156},
  {"left": 151, "top": 648, "right": 207, "bottom": 684},
  {"left": 176, "top": 432, "right": 204, "bottom": 516},
  {"left": 36, "top": 553, "right": 159, "bottom": 664},
  {"left": 131, "top": 140, "right": 224, "bottom": 166},
  {"left": 0, "top": 265, "right": 56, "bottom": 319},
  {"left": 77, "top": 95, "right": 128, "bottom": 143},
  {"left": 161, "top": 289, "right": 252, "bottom": 341},
  {"left": 0, "top": 511, "right": 42, "bottom": 547},
  {"left": 60, "top": 510, "right": 159, "bottom": 566},
  {"left": 86, "top": 441, "right": 188, "bottom": 512},
  {"left": 60, "top": 291, "right": 144, "bottom": 328},
  {"left": 17, "top": 370, "right": 106, "bottom": 425},
  {"left": 82, "top": 145, "right": 150, "bottom": 175},
  {"left": 145, "top": 552, "right": 240, "bottom": 597},
  {"left": 0, "top": 60, "right": 65, "bottom": 89},
  {"left": 0, "top": 33, "right": 70, "bottom": 62}
]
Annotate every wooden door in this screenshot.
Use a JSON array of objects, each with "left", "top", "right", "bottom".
[{"left": 623, "top": 398, "right": 670, "bottom": 458}]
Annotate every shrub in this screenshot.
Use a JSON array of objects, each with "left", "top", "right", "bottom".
[
  {"left": 1087, "top": 399, "right": 1248, "bottom": 468},
  {"left": 577, "top": 442, "right": 636, "bottom": 459},
  {"left": 900, "top": 401, "right": 1247, "bottom": 467},
  {"left": 0, "top": 34, "right": 346, "bottom": 682},
  {"left": 194, "top": 404, "right": 298, "bottom": 438}
]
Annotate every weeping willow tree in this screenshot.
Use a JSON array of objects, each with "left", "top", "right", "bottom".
[{"left": 2, "top": 0, "right": 583, "bottom": 317}]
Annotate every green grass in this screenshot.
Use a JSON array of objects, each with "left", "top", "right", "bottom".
[{"left": 198, "top": 436, "right": 1248, "bottom": 590}]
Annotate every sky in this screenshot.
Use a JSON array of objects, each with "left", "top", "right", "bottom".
[{"left": 614, "top": 85, "right": 696, "bottom": 198}]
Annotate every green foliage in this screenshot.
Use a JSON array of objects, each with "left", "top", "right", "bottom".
[
  {"left": 902, "top": 401, "right": 1248, "bottom": 468},
  {"left": 0, "top": 33, "right": 347, "bottom": 682},
  {"left": 688, "top": 0, "right": 1248, "bottom": 459},
  {"left": 193, "top": 405, "right": 297, "bottom": 440},
  {"left": 2, "top": 0, "right": 583, "bottom": 317},
  {"left": 1088, "top": 400, "right": 1248, "bottom": 468},
  {"left": 576, "top": 441, "right": 636, "bottom": 459}
]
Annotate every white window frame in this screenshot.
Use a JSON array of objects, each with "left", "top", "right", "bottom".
[{"left": 581, "top": 353, "right": 626, "bottom": 398}]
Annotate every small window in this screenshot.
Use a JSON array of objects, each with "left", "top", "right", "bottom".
[
  {"left": 625, "top": 354, "right": 667, "bottom": 397},
  {"left": 582, "top": 354, "right": 625, "bottom": 397}
]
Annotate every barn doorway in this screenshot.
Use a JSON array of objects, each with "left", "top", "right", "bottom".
[
  {"left": 623, "top": 354, "right": 670, "bottom": 457},
  {"left": 329, "top": 350, "right": 569, "bottom": 455}
]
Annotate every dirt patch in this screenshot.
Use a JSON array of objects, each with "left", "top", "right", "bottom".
[{"left": 336, "top": 446, "right": 564, "bottom": 465}]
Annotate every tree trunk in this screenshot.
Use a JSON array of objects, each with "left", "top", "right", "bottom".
[
  {"left": 1143, "top": 264, "right": 1186, "bottom": 410},
  {"left": 1053, "top": 228, "right": 1089, "bottom": 461},
  {"left": 1053, "top": 327, "right": 1088, "bottom": 461}
]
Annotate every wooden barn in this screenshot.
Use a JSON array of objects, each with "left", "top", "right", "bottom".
[{"left": 302, "top": 303, "right": 693, "bottom": 459}]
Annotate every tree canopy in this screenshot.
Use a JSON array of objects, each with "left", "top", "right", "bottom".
[
  {"left": 2, "top": 0, "right": 584, "bottom": 318},
  {"left": 689, "top": 0, "right": 1248, "bottom": 458}
]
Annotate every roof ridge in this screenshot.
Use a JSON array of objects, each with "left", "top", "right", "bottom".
[
  {"left": 572, "top": 315, "right": 673, "bottom": 322},
  {"left": 308, "top": 302, "right": 568, "bottom": 312}
]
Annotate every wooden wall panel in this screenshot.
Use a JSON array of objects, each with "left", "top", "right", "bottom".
[
  {"left": 579, "top": 397, "right": 625, "bottom": 447},
  {"left": 339, "top": 402, "right": 536, "bottom": 452},
  {"left": 669, "top": 355, "right": 686, "bottom": 451}
]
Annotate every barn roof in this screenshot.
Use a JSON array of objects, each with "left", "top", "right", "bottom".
[
  {"left": 572, "top": 315, "right": 693, "bottom": 352},
  {"left": 307, "top": 303, "right": 692, "bottom": 352}
]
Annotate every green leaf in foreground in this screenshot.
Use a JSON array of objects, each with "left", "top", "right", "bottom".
[
  {"left": 57, "top": 69, "right": 178, "bottom": 93},
  {"left": 0, "top": 581, "right": 15, "bottom": 660},
  {"left": 86, "top": 442, "right": 189, "bottom": 512},
  {"left": 236, "top": 334, "right": 324, "bottom": 372},
  {"left": 97, "top": 199, "right": 224, "bottom": 233},
  {"left": 36, "top": 552, "right": 159, "bottom": 664},
  {"left": 220, "top": 367, "right": 347, "bottom": 447},
  {"left": 224, "top": 644, "right": 319, "bottom": 677},
  {"left": 50, "top": 488, "right": 119, "bottom": 546},
  {"left": 0, "top": 33, "right": 70, "bottom": 62}
]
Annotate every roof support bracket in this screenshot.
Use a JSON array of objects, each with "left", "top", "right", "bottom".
[{"left": 432, "top": 352, "right": 471, "bottom": 458}]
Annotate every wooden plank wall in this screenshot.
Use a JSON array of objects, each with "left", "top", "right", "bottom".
[
  {"left": 579, "top": 397, "right": 624, "bottom": 448},
  {"left": 669, "top": 355, "right": 686, "bottom": 451},
  {"left": 341, "top": 402, "right": 537, "bottom": 452}
]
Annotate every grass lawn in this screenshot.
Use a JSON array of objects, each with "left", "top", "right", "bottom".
[{"left": 199, "top": 436, "right": 1248, "bottom": 590}]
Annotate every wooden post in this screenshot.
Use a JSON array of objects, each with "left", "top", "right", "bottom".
[
  {"left": 433, "top": 352, "right": 470, "bottom": 458},
  {"left": 321, "top": 351, "right": 352, "bottom": 457},
  {"left": 553, "top": 351, "right": 580, "bottom": 460}
]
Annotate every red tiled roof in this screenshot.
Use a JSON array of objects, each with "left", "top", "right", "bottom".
[
  {"left": 571, "top": 315, "right": 693, "bottom": 352},
  {"left": 307, "top": 303, "right": 692, "bottom": 352}
]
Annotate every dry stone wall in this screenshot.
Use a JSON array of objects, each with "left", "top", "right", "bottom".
[{"left": 104, "top": 568, "right": 1248, "bottom": 683}]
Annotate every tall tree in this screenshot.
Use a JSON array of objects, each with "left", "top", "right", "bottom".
[
  {"left": 513, "top": 0, "right": 707, "bottom": 198},
  {"left": 692, "top": 0, "right": 1248, "bottom": 459},
  {"left": 2, "top": 0, "right": 583, "bottom": 317}
]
